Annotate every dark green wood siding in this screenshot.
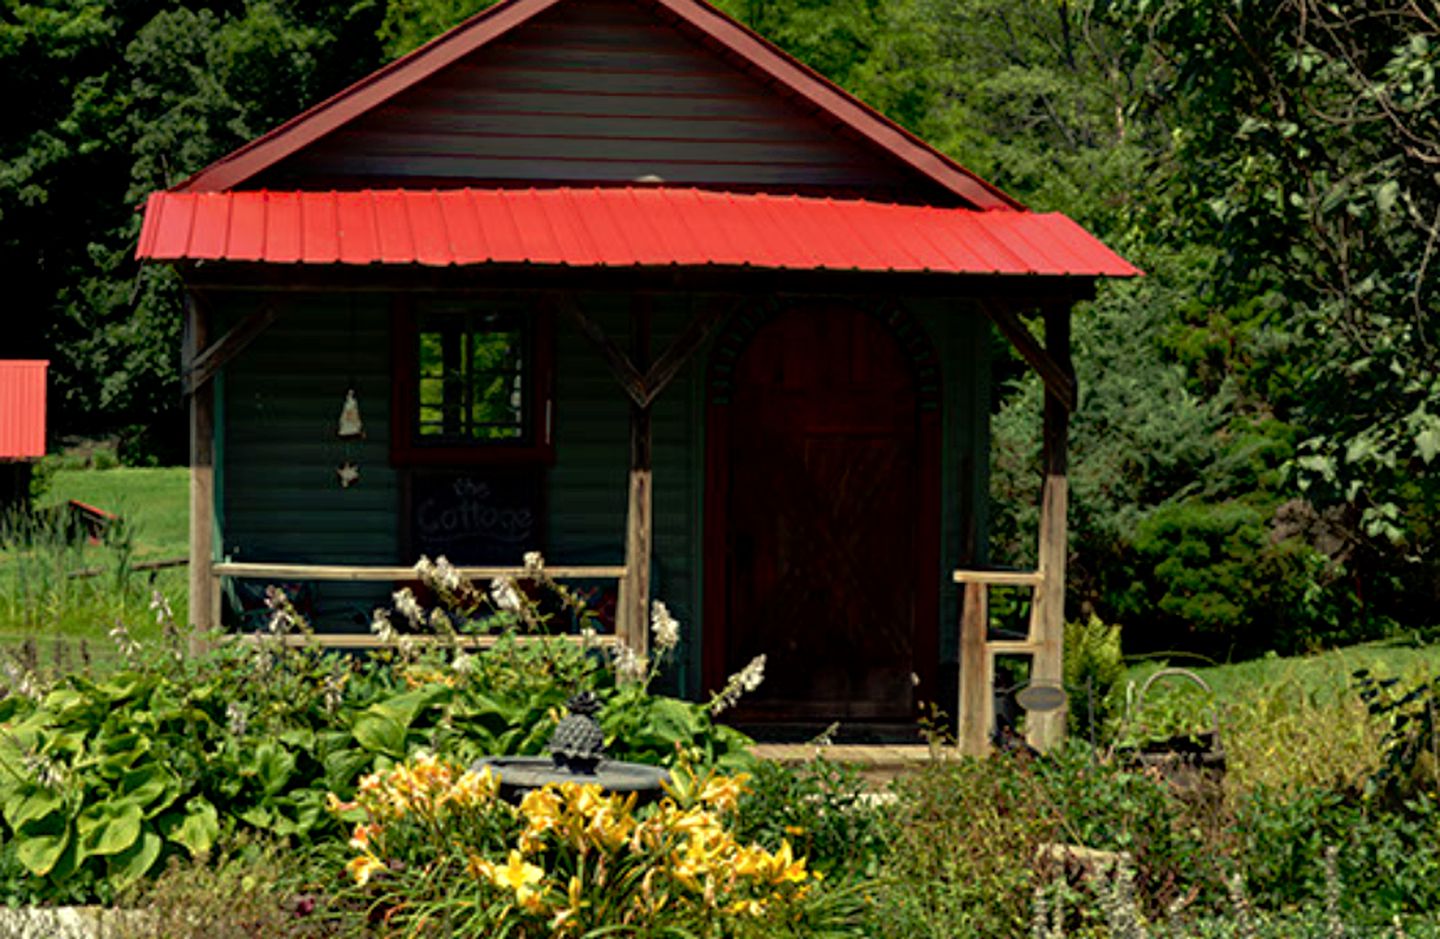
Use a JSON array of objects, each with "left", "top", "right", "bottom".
[
  {"left": 217, "top": 294, "right": 398, "bottom": 629},
  {"left": 913, "top": 301, "right": 991, "bottom": 666},
  {"left": 251, "top": 0, "right": 927, "bottom": 199},
  {"left": 213, "top": 289, "right": 990, "bottom": 694}
]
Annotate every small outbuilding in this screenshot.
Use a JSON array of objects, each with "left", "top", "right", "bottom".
[
  {"left": 0, "top": 361, "right": 48, "bottom": 510},
  {"left": 136, "top": 0, "right": 1137, "bottom": 751}
]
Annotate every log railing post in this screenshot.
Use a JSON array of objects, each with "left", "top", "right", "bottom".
[
  {"left": 958, "top": 581, "right": 992, "bottom": 755},
  {"left": 1026, "top": 304, "right": 1072, "bottom": 750},
  {"left": 623, "top": 298, "right": 654, "bottom": 655},
  {"left": 185, "top": 292, "right": 216, "bottom": 653}
]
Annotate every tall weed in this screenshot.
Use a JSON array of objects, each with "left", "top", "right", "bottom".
[{"left": 0, "top": 505, "right": 178, "bottom": 638}]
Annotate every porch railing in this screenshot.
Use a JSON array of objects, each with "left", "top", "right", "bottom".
[
  {"left": 210, "top": 562, "right": 631, "bottom": 649},
  {"left": 952, "top": 567, "right": 1051, "bottom": 755}
]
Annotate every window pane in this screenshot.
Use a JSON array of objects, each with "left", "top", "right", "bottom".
[{"left": 415, "top": 309, "right": 530, "bottom": 445}]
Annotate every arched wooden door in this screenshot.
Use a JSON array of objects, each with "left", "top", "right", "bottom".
[{"left": 704, "top": 305, "right": 939, "bottom": 724}]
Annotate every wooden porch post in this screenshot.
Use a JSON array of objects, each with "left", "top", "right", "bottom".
[
  {"left": 1026, "top": 304, "right": 1072, "bottom": 750},
  {"left": 958, "top": 582, "right": 992, "bottom": 755},
  {"left": 623, "top": 299, "right": 653, "bottom": 655},
  {"left": 554, "top": 291, "right": 730, "bottom": 655},
  {"left": 185, "top": 293, "right": 216, "bottom": 650}
]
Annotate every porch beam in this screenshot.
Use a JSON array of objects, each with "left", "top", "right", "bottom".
[
  {"left": 1025, "top": 303, "right": 1073, "bottom": 751},
  {"left": 184, "top": 262, "right": 1099, "bottom": 304},
  {"left": 183, "top": 301, "right": 278, "bottom": 394},
  {"left": 184, "top": 292, "right": 216, "bottom": 649},
  {"left": 981, "top": 303, "right": 1077, "bottom": 412}
]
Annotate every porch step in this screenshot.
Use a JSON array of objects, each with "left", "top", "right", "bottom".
[{"left": 749, "top": 743, "right": 959, "bottom": 788}]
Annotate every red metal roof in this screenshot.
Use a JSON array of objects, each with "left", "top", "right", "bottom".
[
  {"left": 0, "top": 360, "right": 47, "bottom": 461},
  {"left": 137, "top": 188, "right": 1138, "bottom": 277},
  {"left": 167, "top": 0, "right": 1016, "bottom": 210}
]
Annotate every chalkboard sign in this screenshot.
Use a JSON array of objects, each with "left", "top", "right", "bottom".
[{"left": 407, "top": 470, "right": 543, "bottom": 565}]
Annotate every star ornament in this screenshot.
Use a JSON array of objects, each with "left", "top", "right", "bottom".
[{"left": 337, "top": 461, "right": 361, "bottom": 488}]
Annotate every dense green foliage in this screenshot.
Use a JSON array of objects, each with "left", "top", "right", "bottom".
[
  {"left": 0, "top": 580, "right": 753, "bottom": 906},
  {"left": 3, "top": 601, "right": 1439, "bottom": 933},
  {"left": 3, "top": 0, "right": 1437, "bottom": 651}
]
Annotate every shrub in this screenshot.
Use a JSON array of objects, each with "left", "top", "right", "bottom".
[
  {"left": 1113, "top": 497, "right": 1352, "bottom": 657},
  {"left": 113, "top": 840, "right": 332, "bottom": 939},
  {"left": 1220, "top": 674, "right": 1382, "bottom": 795},
  {"left": 732, "top": 757, "right": 891, "bottom": 882},
  {"left": 1064, "top": 614, "right": 1126, "bottom": 745},
  {"left": 870, "top": 756, "right": 1061, "bottom": 937}
]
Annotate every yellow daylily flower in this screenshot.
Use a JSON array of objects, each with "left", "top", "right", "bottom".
[
  {"left": 699, "top": 773, "right": 750, "bottom": 812},
  {"left": 345, "top": 853, "right": 386, "bottom": 886},
  {"left": 764, "top": 840, "right": 809, "bottom": 885},
  {"left": 491, "top": 849, "right": 545, "bottom": 894}
]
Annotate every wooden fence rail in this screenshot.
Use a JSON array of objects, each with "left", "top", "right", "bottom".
[{"left": 212, "top": 562, "right": 630, "bottom": 649}]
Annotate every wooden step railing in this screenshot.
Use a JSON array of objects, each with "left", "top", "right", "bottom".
[{"left": 952, "top": 567, "right": 1053, "bottom": 755}]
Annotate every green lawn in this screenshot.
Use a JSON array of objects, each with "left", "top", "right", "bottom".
[
  {"left": 42, "top": 466, "right": 190, "bottom": 560},
  {"left": 0, "top": 466, "right": 190, "bottom": 642},
  {"left": 1129, "top": 637, "right": 1440, "bottom": 702}
]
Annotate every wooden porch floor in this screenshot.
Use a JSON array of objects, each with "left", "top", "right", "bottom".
[{"left": 749, "top": 743, "right": 962, "bottom": 787}]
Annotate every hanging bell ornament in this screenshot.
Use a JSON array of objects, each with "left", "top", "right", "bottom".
[{"left": 337, "top": 389, "right": 364, "bottom": 439}]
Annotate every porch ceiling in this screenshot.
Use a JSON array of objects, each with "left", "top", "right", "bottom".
[{"left": 137, "top": 187, "right": 1139, "bottom": 279}]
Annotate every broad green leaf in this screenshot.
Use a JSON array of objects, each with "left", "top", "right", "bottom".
[
  {"left": 352, "top": 712, "right": 406, "bottom": 758},
  {"left": 40, "top": 688, "right": 91, "bottom": 720},
  {"left": 76, "top": 800, "right": 144, "bottom": 859},
  {"left": 119, "top": 764, "right": 180, "bottom": 815},
  {"left": 107, "top": 828, "right": 162, "bottom": 891},
  {"left": 254, "top": 742, "right": 295, "bottom": 796},
  {"left": 1376, "top": 179, "right": 1399, "bottom": 214},
  {"left": 1416, "top": 424, "right": 1440, "bottom": 464},
  {"left": 1345, "top": 435, "right": 1376, "bottom": 464},
  {"left": 3, "top": 785, "right": 64, "bottom": 831},
  {"left": 159, "top": 798, "right": 218, "bottom": 858},
  {"left": 282, "top": 788, "right": 328, "bottom": 837},
  {"left": 647, "top": 698, "right": 701, "bottom": 742},
  {"left": 322, "top": 747, "right": 374, "bottom": 792},
  {"left": 279, "top": 727, "right": 315, "bottom": 751},
  {"left": 370, "top": 685, "right": 453, "bottom": 728},
  {"left": 239, "top": 805, "right": 274, "bottom": 828},
  {"left": 15, "top": 815, "right": 70, "bottom": 877},
  {"left": 94, "top": 676, "right": 147, "bottom": 703}
]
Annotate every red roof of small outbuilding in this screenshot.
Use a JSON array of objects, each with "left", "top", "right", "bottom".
[
  {"left": 0, "top": 360, "right": 47, "bottom": 461},
  {"left": 137, "top": 187, "right": 1139, "bottom": 278},
  {"left": 137, "top": 0, "right": 1138, "bottom": 280}
]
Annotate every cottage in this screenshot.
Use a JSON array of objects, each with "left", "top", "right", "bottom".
[
  {"left": 136, "top": 0, "right": 1136, "bottom": 752},
  {"left": 0, "top": 361, "right": 48, "bottom": 510}
]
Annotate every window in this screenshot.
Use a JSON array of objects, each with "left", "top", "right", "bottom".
[{"left": 393, "top": 299, "right": 553, "bottom": 464}]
